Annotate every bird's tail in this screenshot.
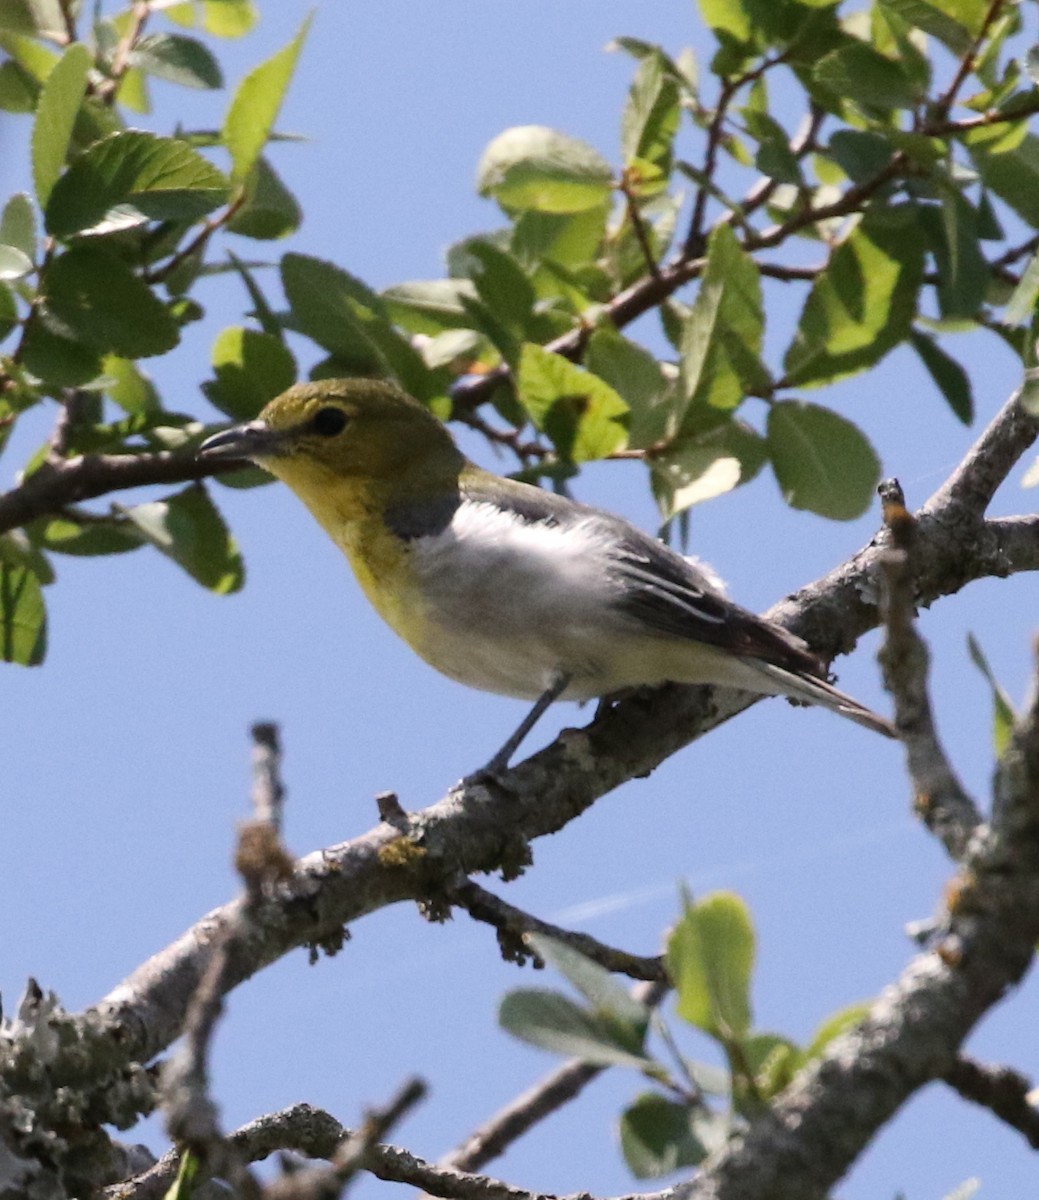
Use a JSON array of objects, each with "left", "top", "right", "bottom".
[{"left": 748, "top": 661, "right": 898, "bottom": 739}]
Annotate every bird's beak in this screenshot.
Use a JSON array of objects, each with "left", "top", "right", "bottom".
[{"left": 198, "top": 420, "right": 283, "bottom": 462}]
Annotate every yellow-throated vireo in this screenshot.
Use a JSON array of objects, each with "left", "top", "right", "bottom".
[{"left": 200, "top": 379, "right": 895, "bottom": 768}]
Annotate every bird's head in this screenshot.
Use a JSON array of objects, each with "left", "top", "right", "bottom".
[{"left": 199, "top": 379, "right": 464, "bottom": 500}]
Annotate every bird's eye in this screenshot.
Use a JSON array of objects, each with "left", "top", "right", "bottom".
[{"left": 312, "top": 406, "right": 349, "bottom": 437}]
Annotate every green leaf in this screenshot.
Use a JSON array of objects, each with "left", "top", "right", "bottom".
[
  {"left": 621, "top": 53, "right": 680, "bottom": 178},
  {"left": 130, "top": 33, "right": 223, "bottom": 89},
  {"left": 45, "top": 245, "right": 178, "bottom": 357},
  {"left": 0, "top": 563, "right": 46, "bottom": 665},
  {"left": 223, "top": 14, "right": 311, "bottom": 186},
  {"left": 31, "top": 41, "right": 91, "bottom": 206},
  {"left": 908, "top": 330, "right": 973, "bottom": 424},
  {"left": 498, "top": 988, "right": 652, "bottom": 1069},
  {"left": 766, "top": 400, "right": 880, "bottom": 520},
  {"left": 652, "top": 419, "right": 766, "bottom": 519},
  {"left": 0, "top": 244, "right": 32, "bottom": 280},
  {"left": 202, "top": 325, "right": 297, "bottom": 420},
  {"left": 878, "top": 0, "right": 974, "bottom": 53},
  {"left": 813, "top": 41, "right": 919, "bottom": 110},
  {"left": 477, "top": 125, "right": 614, "bottom": 214},
  {"left": 463, "top": 239, "right": 535, "bottom": 337},
  {"left": 0, "top": 192, "right": 36, "bottom": 258},
  {"left": 0, "top": 280, "right": 17, "bottom": 343},
  {"left": 666, "top": 891, "right": 755, "bottom": 1041},
  {"left": 517, "top": 342, "right": 628, "bottom": 462},
  {"left": 679, "top": 224, "right": 768, "bottom": 417},
  {"left": 585, "top": 328, "right": 674, "bottom": 448},
  {"left": 46, "top": 130, "right": 230, "bottom": 237},
  {"left": 164, "top": 1147, "right": 201, "bottom": 1200},
  {"left": 1004, "top": 250, "right": 1039, "bottom": 325},
  {"left": 282, "top": 252, "right": 439, "bottom": 399},
  {"left": 966, "top": 132, "right": 1039, "bottom": 229},
  {"left": 783, "top": 210, "right": 925, "bottom": 387},
  {"left": 0, "top": 529, "right": 54, "bottom": 584},
  {"left": 697, "top": 0, "right": 753, "bottom": 42},
  {"left": 928, "top": 189, "right": 990, "bottom": 318},
  {"left": 800, "top": 1002, "right": 870, "bottom": 1064},
  {"left": 225, "top": 155, "right": 301, "bottom": 239},
  {"left": 227, "top": 250, "right": 280, "bottom": 337},
  {"left": 31, "top": 515, "right": 145, "bottom": 557},
  {"left": 20, "top": 320, "right": 102, "bottom": 385},
  {"left": 0, "top": 57, "right": 39, "bottom": 111},
  {"left": 203, "top": 0, "right": 257, "bottom": 37},
  {"left": 382, "top": 279, "right": 479, "bottom": 336},
  {"left": 619, "top": 1094, "right": 710, "bottom": 1179},
  {"left": 526, "top": 934, "right": 650, "bottom": 1039},
  {"left": 121, "top": 483, "right": 244, "bottom": 593},
  {"left": 967, "top": 632, "right": 1016, "bottom": 757},
  {"left": 511, "top": 203, "right": 609, "bottom": 273},
  {"left": 826, "top": 130, "right": 894, "bottom": 183}
]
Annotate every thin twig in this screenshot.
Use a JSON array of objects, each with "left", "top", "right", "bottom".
[
  {"left": 620, "top": 172, "right": 662, "bottom": 283},
  {"left": 943, "top": 1055, "right": 1039, "bottom": 1149},
  {"left": 143, "top": 193, "right": 249, "bottom": 285},
  {"left": 875, "top": 478, "right": 981, "bottom": 859},
  {"left": 449, "top": 879, "right": 664, "bottom": 982},
  {"left": 96, "top": 1, "right": 151, "bottom": 104},
  {"left": 930, "top": 0, "right": 1007, "bottom": 123}
]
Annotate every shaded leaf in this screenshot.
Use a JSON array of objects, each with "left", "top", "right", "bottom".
[
  {"left": 45, "top": 245, "right": 178, "bottom": 357},
  {"left": 621, "top": 52, "right": 680, "bottom": 177},
  {"left": 225, "top": 155, "right": 301, "bottom": 239},
  {"left": 223, "top": 15, "right": 310, "bottom": 185},
  {"left": 499, "top": 988, "right": 652, "bottom": 1069},
  {"left": 585, "top": 328, "right": 674, "bottom": 448},
  {"left": 0, "top": 563, "right": 46, "bottom": 665},
  {"left": 526, "top": 934, "right": 649, "bottom": 1040},
  {"left": 813, "top": 41, "right": 919, "bottom": 110},
  {"left": 103, "top": 355, "right": 161, "bottom": 415},
  {"left": 20, "top": 320, "right": 102, "bottom": 385},
  {"left": 908, "top": 329, "right": 973, "bottom": 424},
  {"left": 477, "top": 125, "right": 613, "bottom": 214},
  {"left": 967, "top": 632, "right": 1016, "bottom": 757},
  {"left": 1004, "top": 250, "right": 1039, "bottom": 325},
  {"left": 619, "top": 1094, "right": 709, "bottom": 1179},
  {"left": 966, "top": 132, "right": 1039, "bottom": 229},
  {"left": 31, "top": 40, "right": 90, "bottom": 205},
  {"left": 0, "top": 192, "right": 36, "bottom": 258},
  {"left": 46, "top": 130, "right": 230, "bottom": 237},
  {"left": 202, "top": 325, "right": 297, "bottom": 420},
  {"left": 652, "top": 419, "right": 766, "bottom": 519},
  {"left": 0, "top": 280, "right": 17, "bottom": 343},
  {"left": 767, "top": 400, "right": 880, "bottom": 520},
  {"left": 879, "top": 0, "right": 974, "bottom": 53},
  {"left": 382, "top": 279, "right": 479, "bottom": 336},
  {"left": 666, "top": 891, "right": 755, "bottom": 1041},
  {"left": 121, "top": 483, "right": 244, "bottom": 593},
  {"left": 517, "top": 342, "right": 628, "bottom": 462},
  {"left": 32, "top": 515, "right": 145, "bottom": 557},
  {"left": 131, "top": 32, "right": 222, "bottom": 88}
]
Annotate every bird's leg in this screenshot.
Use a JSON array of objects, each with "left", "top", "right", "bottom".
[{"left": 480, "top": 672, "right": 571, "bottom": 776}]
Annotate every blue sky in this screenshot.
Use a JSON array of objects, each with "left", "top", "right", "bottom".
[{"left": 3, "top": 4, "right": 1039, "bottom": 1197}]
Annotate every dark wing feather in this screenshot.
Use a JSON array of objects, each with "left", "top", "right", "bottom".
[{"left": 609, "top": 527, "right": 826, "bottom": 679}]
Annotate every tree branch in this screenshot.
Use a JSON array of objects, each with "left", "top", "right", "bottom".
[{"left": 942, "top": 1055, "right": 1039, "bottom": 1149}]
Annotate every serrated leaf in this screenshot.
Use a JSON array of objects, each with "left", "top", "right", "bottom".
[
  {"left": 225, "top": 155, "right": 301, "bottom": 239},
  {"left": 477, "top": 125, "right": 613, "bottom": 214},
  {"left": 908, "top": 329, "right": 973, "bottom": 424},
  {"left": 517, "top": 342, "right": 628, "bottom": 462},
  {"left": 45, "top": 246, "right": 178, "bottom": 357},
  {"left": 783, "top": 210, "right": 924, "bottom": 387},
  {"left": 967, "top": 632, "right": 1016, "bottom": 757},
  {"left": 223, "top": 14, "right": 310, "bottom": 185},
  {"left": 499, "top": 988, "right": 652, "bottom": 1069},
  {"left": 0, "top": 563, "right": 46, "bottom": 665},
  {"left": 0, "top": 192, "right": 36, "bottom": 258},
  {"left": 46, "top": 130, "right": 230, "bottom": 237},
  {"left": 813, "top": 41, "right": 918, "bottom": 110},
  {"left": 121, "top": 483, "right": 243, "bottom": 593},
  {"left": 619, "top": 1094, "right": 709, "bottom": 1179},
  {"left": 666, "top": 892, "right": 755, "bottom": 1041},
  {"left": 0, "top": 244, "right": 32, "bottom": 280},
  {"left": 130, "top": 32, "right": 222, "bottom": 89},
  {"left": 31, "top": 41, "right": 90, "bottom": 205},
  {"left": 202, "top": 325, "right": 296, "bottom": 420},
  {"left": 767, "top": 400, "right": 880, "bottom": 520}
]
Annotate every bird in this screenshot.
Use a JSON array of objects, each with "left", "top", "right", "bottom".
[{"left": 199, "top": 378, "right": 895, "bottom": 769}]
